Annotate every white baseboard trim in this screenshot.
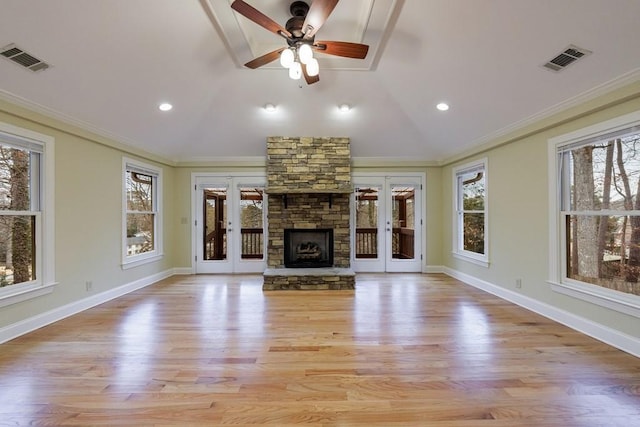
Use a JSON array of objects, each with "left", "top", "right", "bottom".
[
  {"left": 424, "top": 265, "right": 444, "bottom": 273},
  {"left": 443, "top": 267, "right": 640, "bottom": 358},
  {"left": 173, "top": 267, "right": 194, "bottom": 275},
  {"left": 0, "top": 269, "right": 174, "bottom": 344}
]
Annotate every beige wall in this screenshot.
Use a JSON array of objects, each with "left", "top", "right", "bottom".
[
  {"left": 441, "top": 82, "right": 640, "bottom": 339},
  {"left": 0, "top": 102, "right": 176, "bottom": 330}
]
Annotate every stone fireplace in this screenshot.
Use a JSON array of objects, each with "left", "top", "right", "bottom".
[{"left": 263, "top": 136, "right": 355, "bottom": 290}]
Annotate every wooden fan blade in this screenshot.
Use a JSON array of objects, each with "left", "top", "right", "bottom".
[
  {"left": 314, "top": 41, "right": 369, "bottom": 59},
  {"left": 302, "top": 0, "right": 339, "bottom": 40},
  {"left": 231, "top": 0, "right": 292, "bottom": 39},
  {"left": 302, "top": 63, "right": 320, "bottom": 85},
  {"left": 245, "top": 47, "right": 285, "bottom": 69}
]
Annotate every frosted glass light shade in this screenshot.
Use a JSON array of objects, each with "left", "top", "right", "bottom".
[
  {"left": 280, "top": 48, "right": 294, "bottom": 68},
  {"left": 306, "top": 58, "right": 319, "bottom": 76},
  {"left": 298, "top": 44, "right": 313, "bottom": 64},
  {"left": 289, "top": 61, "right": 302, "bottom": 80}
]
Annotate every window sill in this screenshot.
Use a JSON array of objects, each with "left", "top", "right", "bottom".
[
  {"left": 0, "top": 281, "right": 58, "bottom": 308},
  {"left": 453, "top": 252, "right": 489, "bottom": 268},
  {"left": 122, "top": 253, "right": 163, "bottom": 270},
  {"left": 549, "top": 279, "right": 640, "bottom": 319}
]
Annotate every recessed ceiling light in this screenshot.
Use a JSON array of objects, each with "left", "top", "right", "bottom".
[
  {"left": 264, "top": 103, "right": 276, "bottom": 112},
  {"left": 436, "top": 102, "right": 449, "bottom": 111},
  {"left": 338, "top": 104, "right": 350, "bottom": 113},
  {"left": 158, "top": 102, "right": 173, "bottom": 112}
]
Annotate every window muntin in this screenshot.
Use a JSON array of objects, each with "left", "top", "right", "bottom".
[
  {"left": 454, "top": 160, "right": 488, "bottom": 265},
  {"left": 558, "top": 131, "right": 640, "bottom": 297},
  {"left": 123, "top": 159, "right": 162, "bottom": 266}
]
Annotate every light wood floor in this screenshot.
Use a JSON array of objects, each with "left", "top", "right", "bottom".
[{"left": 1, "top": 274, "right": 639, "bottom": 426}]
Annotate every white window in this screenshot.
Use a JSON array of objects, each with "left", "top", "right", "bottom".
[
  {"left": 0, "top": 122, "right": 55, "bottom": 307},
  {"left": 549, "top": 110, "right": 640, "bottom": 317},
  {"left": 453, "top": 159, "right": 488, "bottom": 266},
  {"left": 122, "top": 158, "right": 162, "bottom": 268}
]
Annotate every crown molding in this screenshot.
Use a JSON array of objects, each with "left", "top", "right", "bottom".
[
  {"left": 441, "top": 68, "right": 640, "bottom": 166},
  {"left": 175, "top": 156, "right": 267, "bottom": 168},
  {"left": 0, "top": 89, "right": 175, "bottom": 167},
  {"left": 351, "top": 157, "right": 440, "bottom": 168}
]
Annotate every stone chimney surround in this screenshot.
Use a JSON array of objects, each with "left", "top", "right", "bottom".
[{"left": 263, "top": 137, "right": 355, "bottom": 290}]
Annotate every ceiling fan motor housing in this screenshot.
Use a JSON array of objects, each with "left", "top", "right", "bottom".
[
  {"left": 290, "top": 1, "right": 309, "bottom": 17},
  {"left": 286, "top": 1, "right": 309, "bottom": 39},
  {"left": 285, "top": 16, "right": 306, "bottom": 39}
]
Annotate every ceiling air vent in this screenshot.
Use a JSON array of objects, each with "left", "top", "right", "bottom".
[
  {"left": 543, "top": 45, "right": 591, "bottom": 72},
  {"left": 1, "top": 43, "right": 50, "bottom": 72}
]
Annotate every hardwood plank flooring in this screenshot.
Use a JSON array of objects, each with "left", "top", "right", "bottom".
[{"left": 0, "top": 273, "right": 639, "bottom": 426}]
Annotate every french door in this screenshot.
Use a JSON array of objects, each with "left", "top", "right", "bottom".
[
  {"left": 352, "top": 174, "right": 424, "bottom": 272},
  {"left": 193, "top": 174, "right": 266, "bottom": 273}
]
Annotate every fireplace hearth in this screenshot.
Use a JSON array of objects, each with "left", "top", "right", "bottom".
[{"left": 284, "top": 229, "right": 333, "bottom": 268}]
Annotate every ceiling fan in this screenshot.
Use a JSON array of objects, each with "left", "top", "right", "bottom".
[{"left": 230, "top": 0, "right": 369, "bottom": 84}]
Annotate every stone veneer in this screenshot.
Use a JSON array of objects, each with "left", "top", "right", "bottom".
[
  {"left": 266, "top": 193, "right": 350, "bottom": 268},
  {"left": 264, "top": 136, "right": 355, "bottom": 291},
  {"left": 266, "top": 137, "right": 352, "bottom": 193}
]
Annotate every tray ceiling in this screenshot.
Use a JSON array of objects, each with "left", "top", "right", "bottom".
[{"left": 202, "top": 0, "right": 401, "bottom": 70}]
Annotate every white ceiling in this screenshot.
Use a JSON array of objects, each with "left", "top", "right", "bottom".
[{"left": 1, "top": 0, "right": 640, "bottom": 164}]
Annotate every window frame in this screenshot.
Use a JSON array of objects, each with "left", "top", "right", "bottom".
[
  {"left": 0, "top": 122, "right": 56, "bottom": 307},
  {"left": 548, "top": 110, "right": 640, "bottom": 318},
  {"left": 452, "top": 158, "right": 489, "bottom": 267},
  {"left": 122, "top": 157, "right": 163, "bottom": 269}
]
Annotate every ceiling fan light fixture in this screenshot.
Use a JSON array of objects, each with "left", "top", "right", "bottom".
[
  {"left": 289, "top": 61, "right": 302, "bottom": 80},
  {"left": 280, "top": 48, "right": 295, "bottom": 68},
  {"left": 298, "top": 43, "right": 313, "bottom": 64},
  {"left": 306, "top": 58, "right": 319, "bottom": 77},
  {"left": 230, "top": 0, "right": 370, "bottom": 85}
]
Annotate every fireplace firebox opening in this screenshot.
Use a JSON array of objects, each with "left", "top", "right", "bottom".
[{"left": 284, "top": 228, "right": 334, "bottom": 268}]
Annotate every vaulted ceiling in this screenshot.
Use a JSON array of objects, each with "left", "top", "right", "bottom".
[{"left": 1, "top": 0, "right": 640, "bottom": 164}]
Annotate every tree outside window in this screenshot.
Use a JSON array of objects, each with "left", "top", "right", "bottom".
[
  {"left": 123, "top": 159, "right": 162, "bottom": 266},
  {"left": 126, "top": 171, "right": 154, "bottom": 256},
  {"left": 454, "top": 160, "right": 488, "bottom": 264},
  {"left": 0, "top": 144, "right": 37, "bottom": 287},
  {"left": 561, "top": 131, "right": 640, "bottom": 296},
  {"left": 461, "top": 172, "right": 485, "bottom": 254}
]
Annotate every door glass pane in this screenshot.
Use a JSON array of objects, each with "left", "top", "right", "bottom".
[
  {"left": 355, "top": 187, "right": 378, "bottom": 259},
  {"left": 203, "top": 187, "right": 227, "bottom": 260},
  {"left": 239, "top": 187, "right": 264, "bottom": 260},
  {"left": 392, "top": 186, "right": 415, "bottom": 260}
]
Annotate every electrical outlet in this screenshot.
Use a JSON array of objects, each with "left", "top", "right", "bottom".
[
  {"left": 85, "top": 281, "right": 93, "bottom": 291},
  {"left": 515, "top": 278, "right": 522, "bottom": 289}
]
